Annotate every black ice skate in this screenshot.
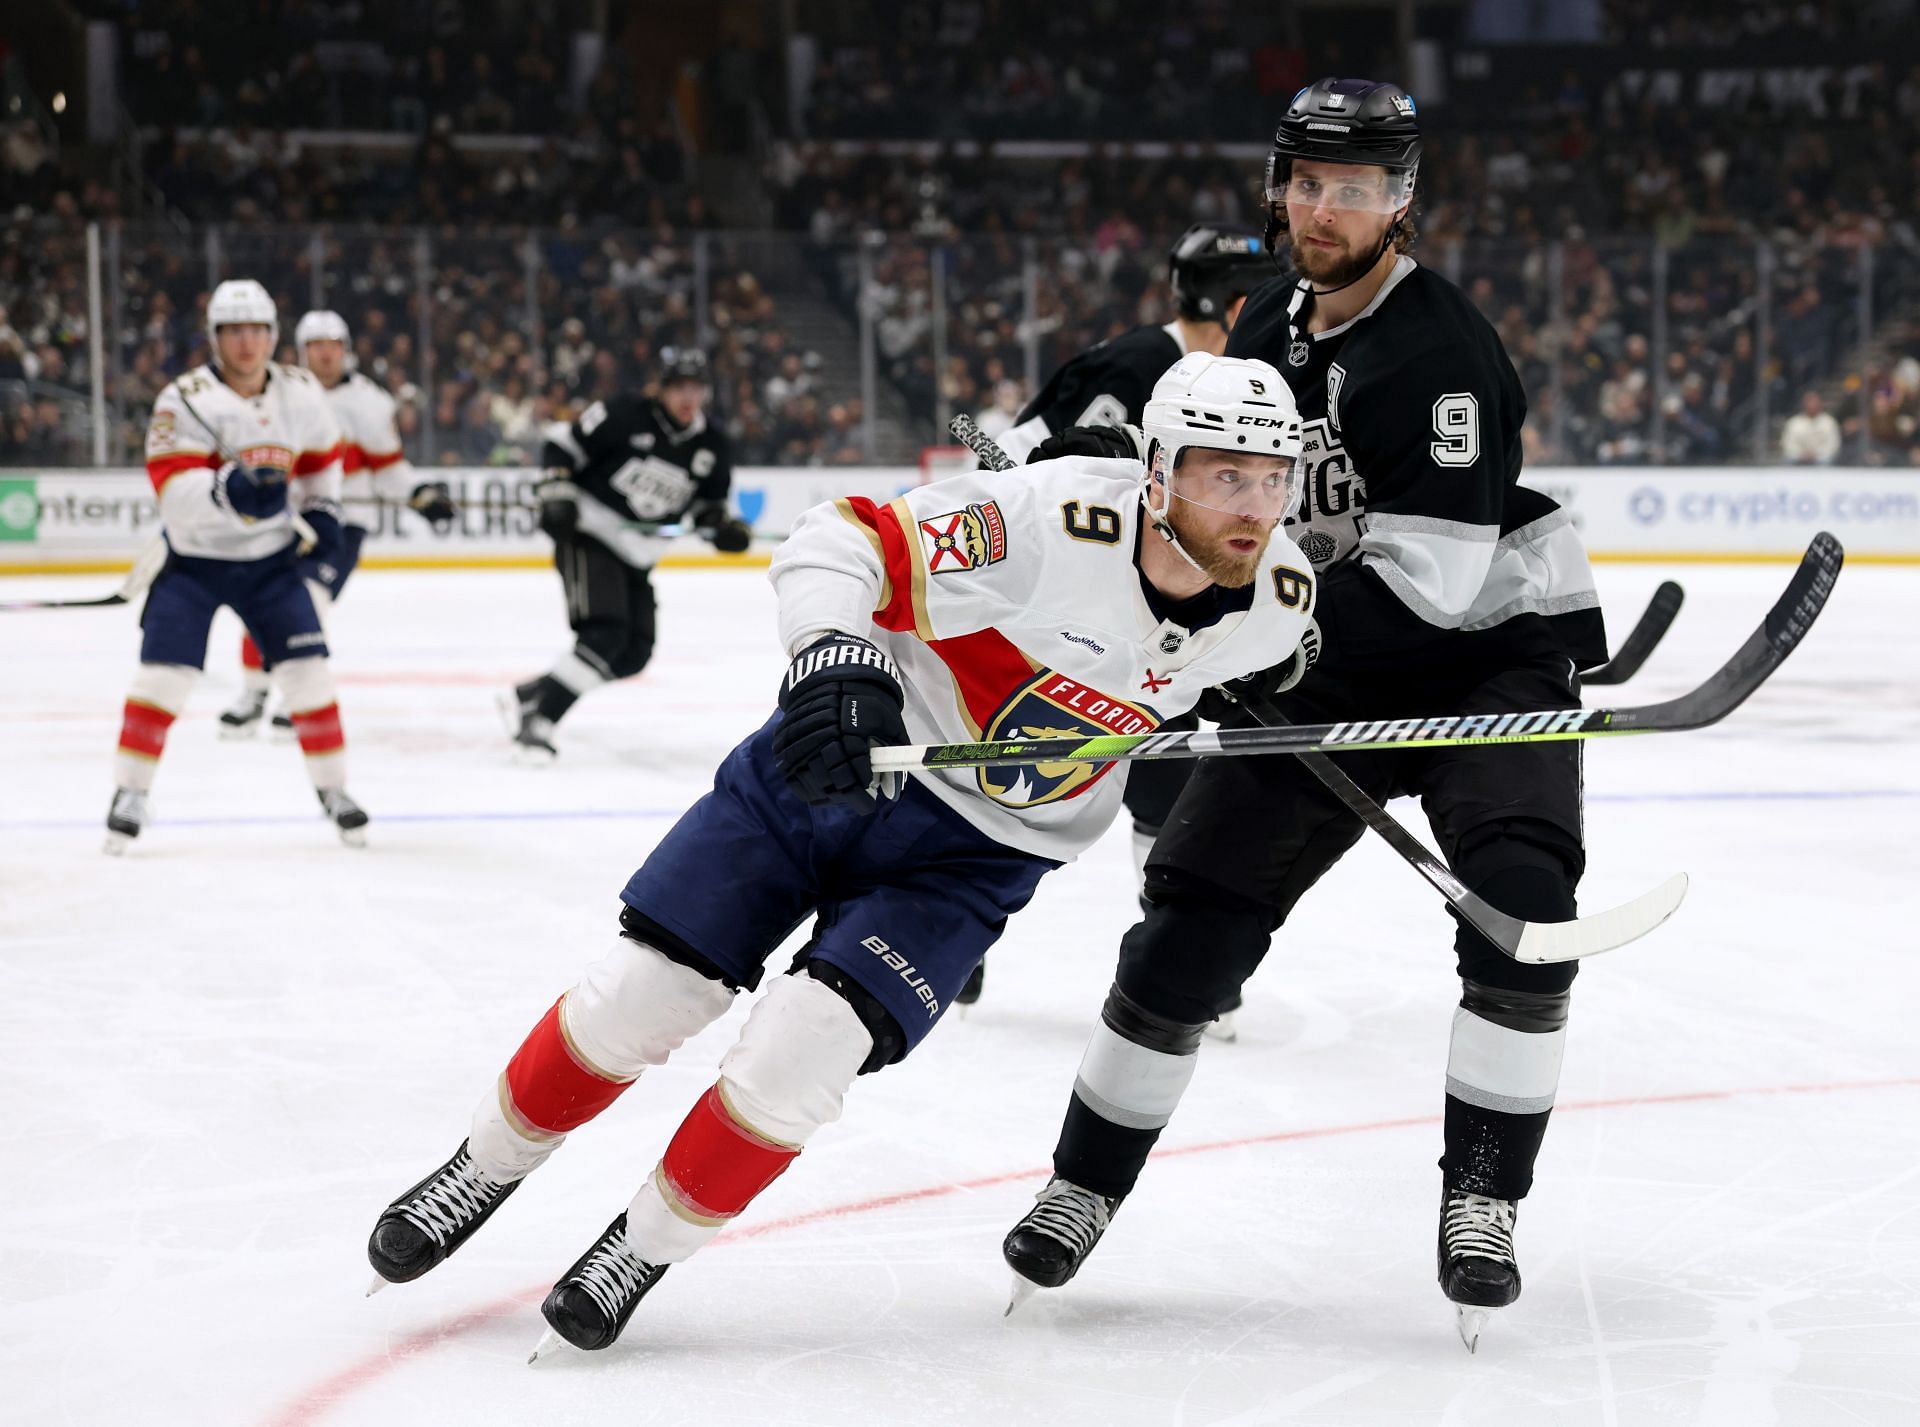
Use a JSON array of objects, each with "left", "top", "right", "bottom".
[
  {"left": 955, "top": 959, "right": 986, "bottom": 1010},
  {"left": 318, "top": 788, "right": 370, "bottom": 847},
  {"left": 367, "top": 1140, "right": 521, "bottom": 1289},
  {"left": 103, "top": 787, "right": 148, "bottom": 855},
  {"left": 1203, "top": 989, "right": 1244, "bottom": 1044},
  {"left": 1438, "top": 1186, "right": 1520, "bottom": 1352},
  {"left": 529, "top": 1212, "right": 669, "bottom": 1361},
  {"left": 218, "top": 688, "right": 268, "bottom": 739},
  {"left": 270, "top": 709, "right": 296, "bottom": 742},
  {"left": 499, "top": 682, "right": 558, "bottom": 763},
  {"left": 1002, "top": 1175, "right": 1122, "bottom": 1311}
]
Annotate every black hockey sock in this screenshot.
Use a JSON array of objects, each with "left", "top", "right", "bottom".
[
  {"left": 1054, "top": 1094, "right": 1164, "bottom": 1202},
  {"left": 531, "top": 675, "right": 580, "bottom": 724}
]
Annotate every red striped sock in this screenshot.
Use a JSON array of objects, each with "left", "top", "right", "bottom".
[
  {"left": 117, "top": 699, "right": 175, "bottom": 760},
  {"left": 241, "top": 634, "right": 264, "bottom": 671},
  {"left": 659, "top": 1083, "right": 801, "bottom": 1221},
  {"left": 290, "top": 702, "right": 345, "bottom": 756},
  {"left": 503, "top": 997, "right": 634, "bottom": 1135}
]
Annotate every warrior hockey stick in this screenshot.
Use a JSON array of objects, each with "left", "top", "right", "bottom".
[
  {"left": 945, "top": 415, "right": 1688, "bottom": 961},
  {"left": 1236, "top": 692, "right": 1683, "bottom": 962},
  {"left": 1582, "top": 579, "right": 1685, "bottom": 685},
  {"left": 0, "top": 534, "right": 169, "bottom": 612},
  {"left": 872, "top": 531, "right": 1839, "bottom": 772}
]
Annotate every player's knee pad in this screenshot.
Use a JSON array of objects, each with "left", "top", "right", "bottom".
[
  {"left": 1451, "top": 824, "right": 1582, "bottom": 996},
  {"left": 565, "top": 934, "right": 738, "bottom": 1080},
  {"left": 715, "top": 971, "right": 874, "bottom": 1147},
  {"left": 803, "top": 958, "right": 907, "bottom": 1073},
  {"left": 129, "top": 662, "right": 198, "bottom": 714},
  {"left": 605, "top": 629, "right": 654, "bottom": 681},
  {"left": 1072, "top": 983, "right": 1208, "bottom": 1133},
  {"left": 272, "top": 653, "right": 337, "bottom": 714},
  {"left": 1118, "top": 870, "right": 1274, "bottom": 1024},
  {"left": 574, "top": 619, "right": 641, "bottom": 680}
]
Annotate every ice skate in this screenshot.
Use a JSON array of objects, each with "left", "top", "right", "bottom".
[
  {"left": 534, "top": 1212, "right": 669, "bottom": 1356},
  {"left": 318, "top": 787, "right": 370, "bottom": 847},
  {"left": 103, "top": 787, "right": 148, "bottom": 855},
  {"left": 1002, "top": 1176, "right": 1122, "bottom": 1305},
  {"left": 1202, "top": 990, "right": 1243, "bottom": 1043},
  {"left": 1438, "top": 1187, "right": 1520, "bottom": 1352},
  {"left": 269, "top": 709, "right": 296, "bottom": 742},
  {"left": 217, "top": 688, "right": 268, "bottom": 739},
  {"left": 499, "top": 684, "right": 558, "bottom": 764},
  {"left": 367, "top": 1140, "right": 521, "bottom": 1285},
  {"left": 955, "top": 959, "right": 986, "bottom": 1016}
]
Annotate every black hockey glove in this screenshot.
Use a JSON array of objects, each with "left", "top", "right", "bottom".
[
  {"left": 1199, "top": 618, "right": 1322, "bottom": 723},
  {"left": 772, "top": 634, "right": 908, "bottom": 812},
  {"left": 534, "top": 474, "right": 579, "bottom": 539},
  {"left": 210, "top": 461, "right": 289, "bottom": 520},
  {"left": 1027, "top": 422, "right": 1147, "bottom": 466},
  {"left": 408, "top": 481, "right": 457, "bottom": 532},
  {"left": 689, "top": 499, "right": 753, "bottom": 554}
]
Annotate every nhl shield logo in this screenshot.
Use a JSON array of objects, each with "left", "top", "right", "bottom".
[
  {"left": 979, "top": 671, "right": 1158, "bottom": 808},
  {"left": 1288, "top": 340, "right": 1309, "bottom": 367},
  {"left": 1159, "top": 631, "right": 1184, "bottom": 653}
]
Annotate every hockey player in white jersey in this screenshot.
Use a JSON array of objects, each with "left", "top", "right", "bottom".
[
  {"left": 220, "top": 309, "right": 455, "bottom": 736},
  {"left": 364, "top": 353, "right": 1318, "bottom": 1358},
  {"left": 107, "top": 279, "right": 369, "bottom": 850}
]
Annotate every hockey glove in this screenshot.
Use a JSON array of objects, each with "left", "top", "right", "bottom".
[
  {"left": 1199, "top": 619, "right": 1322, "bottom": 723},
  {"left": 211, "top": 462, "right": 289, "bottom": 520},
  {"left": 408, "top": 481, "right": 457, "bottom": 532},
  {"left": 1027, "top": 422, "right": 1147, "bottom": 466},
  {"left": 299, "top": 521, "right": 362, "bottom": 599},
  {"left": 534, "top": 474, "right": 579, "bottom": 538},
  {"left": 689, "top": 499, "right": 752, "bottom": 554},
  {"left": 772, "top": 633, "right": 908, "bottom": 811}
]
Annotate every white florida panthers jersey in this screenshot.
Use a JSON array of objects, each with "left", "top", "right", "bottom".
[
  {"left": 770, "top": 456, "right": 1316, "bottom": 862},
  {"left": 145, "top": 364, "right": 344, "bottom": 561},
  {"left": 322, "top": 371, "right": 413, "bottom": 527}
]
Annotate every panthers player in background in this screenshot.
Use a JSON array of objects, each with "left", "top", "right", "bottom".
[
  {"left": 966, "top": 223, "right": 1274, "bottom": 1025},
  {"left": 220, "top": 309, "right": 456, "bottom": 737},
  {"left": 502, "top": 348, "right": 754, "bottom": 760},
  {"left": 365, "top": 353, "right": 1316, "bottom": 1359},
  {"left": 1002, "top": 79, "right": 1607, "bottom": 1350},
  {"left": 107, "top": 279, "right": 370, "bottom": 850}
]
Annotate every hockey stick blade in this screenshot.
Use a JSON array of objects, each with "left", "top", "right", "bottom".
[
  {"left": 1582, "top": 579, "right": 1685, "bottom": 685},
  {"left": 1241, "top": 694, "right": 1686, "bottom": 962},
  {"left": 0, "top": 534, "right": 169, "bottom": 613},
  {"left": 0, "top": 590, "right": 129, "bottom": 612},
  {"left": 870, "top": 533, "right": 1843, "bottom": 775}
]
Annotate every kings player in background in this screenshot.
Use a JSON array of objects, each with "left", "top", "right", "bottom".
[{"left": 106, "top": 279, "right": 370, "bottom": 851}]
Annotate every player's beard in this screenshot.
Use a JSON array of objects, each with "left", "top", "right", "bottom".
[
  {"left": 1289, "top": 224, "right": 1386, "bottom": 291},
  {"left": 1167, "top": 500, "right": 1270, "bottom": 588}
]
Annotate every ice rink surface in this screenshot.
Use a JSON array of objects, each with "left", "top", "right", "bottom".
[{"left": 3, "top": 556, "right": 1918, "bottom": 1427}]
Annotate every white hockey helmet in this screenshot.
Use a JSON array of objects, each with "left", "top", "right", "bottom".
[
  {"left": 294, "top": 308, "right": 350, "bottom": 352},
  {"left": 1142, "top": 352, "right": 1306, "bottom": 525},
  {"left": 206, "top": 278, "right": 279, "bottom": 354}
]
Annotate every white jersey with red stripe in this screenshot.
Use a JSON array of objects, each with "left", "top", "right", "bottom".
[
  {"left": 770, "top": 455, "right": 1316, "bottom": 862},
  {"left": 145, "top": 363, "right": 344, "bottom": 561},
  {"left": 322, "top": 370, "right": 413, "bottom": 526}
]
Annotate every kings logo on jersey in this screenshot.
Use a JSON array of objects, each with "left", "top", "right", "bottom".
[
  {"left": 919, "top": 501, "right": 1007, "bottom": 574},
  {"left": 976, "top": 671, "right": 1157, "bottom": 808}
]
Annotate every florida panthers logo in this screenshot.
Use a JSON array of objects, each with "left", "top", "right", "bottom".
[
  {"left": 978, "top": 672, "right": 1158, "bottom": 808},
  {"left": 920, "top": 501, "right": 1008, "bottom": 574}
]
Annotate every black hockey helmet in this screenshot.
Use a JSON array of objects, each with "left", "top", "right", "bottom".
[
  {"left": 1168, "top": 224, "right": 1274, "bottom": 327},
  {"left": 1263, "top": 77, "right": 1422, "bottom": 252},
  {"left": 659, "top": 346, "right": 710, "bottom": 386}
]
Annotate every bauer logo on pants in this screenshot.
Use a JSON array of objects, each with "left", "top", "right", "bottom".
[
  {"left": 977, "top": 671, "right": 1158, "bottom": 808},
  {"left": 919, "top": 501, "right": 1007, "bottom": 574}
]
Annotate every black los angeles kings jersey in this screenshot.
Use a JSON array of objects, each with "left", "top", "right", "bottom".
[
  {"left": 996, "top": 324, "right": 1186, "bottom": 464},
  {"left": 541, "top": 395, "right": 733, "bottom": 568},
  {"left": 1227, "top": 256, "right": 1606, "bottom": 679}
]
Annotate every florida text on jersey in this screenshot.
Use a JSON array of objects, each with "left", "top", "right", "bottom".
[{"left": 768, "top": 456, "right": 1315, "bottom": 862}]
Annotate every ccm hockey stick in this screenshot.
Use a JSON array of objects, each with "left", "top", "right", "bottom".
[
  {"left": 1583, "top": 579, "right": 1685, "bottom": 685},
  {"left": 945, "top": 415, "right": 1697, "bottom": 961}
]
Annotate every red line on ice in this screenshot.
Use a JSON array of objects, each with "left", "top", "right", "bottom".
[{"left": 259, "top": 1073, "right": 1920, "bottom": 1427}]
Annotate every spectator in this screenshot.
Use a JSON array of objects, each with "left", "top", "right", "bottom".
[{"left": 1780, "top": 389, "right": 1843, "bottom": 465}]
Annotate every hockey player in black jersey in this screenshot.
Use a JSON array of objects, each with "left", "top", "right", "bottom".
[
  {"left": 956, "top": 224, "right": 1274, "bottom": 1020},
  {"left": 503, "top": 349, "right": 754, "bottom": 760},
  {"left": 1002, "top": 78, "right": 1607, "bottom": 1350}
]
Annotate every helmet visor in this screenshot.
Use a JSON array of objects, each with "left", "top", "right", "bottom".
[
  {"left": 1265, "top": 165, "right": 1414, "bottom": 216},
  {"left": 1165, "top": 448, "right": 1304, "bottom": 522}
]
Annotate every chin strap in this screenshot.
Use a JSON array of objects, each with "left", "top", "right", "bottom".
[{"left": 1141, "top": 460, "right": 1210, "bottom": 579}]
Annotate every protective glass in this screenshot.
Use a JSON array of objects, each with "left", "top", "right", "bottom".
[
  {"left": 1264, "top": 166, "right": 1414, "bottom": 216},
  {"left": 1163, "top": 449, "right": 1304, "bottom": 522}
]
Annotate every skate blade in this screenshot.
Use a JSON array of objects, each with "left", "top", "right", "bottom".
[
  {"left": 1456, "top": 1304, "right": 1495, "bottom": 1353},
  {"left": 512, "top": 743, "right": 558, "bottom": 767},
  {"left": 1005, "top": 1275, "right": 1041, "bottom": 1317},
  {"left": 527, "top": 1327, "right": 567, "bottom": 1365},
  {"left": 216, "top": 723, "right": 260, "bottom": 741},
  {"left": 365, "top": 1274, "right": 390, "bottom": 1298},
  {"left": 102, "top": 831, "right": 132, "bottom": 856},
  {"left": 270, "top": 723, "right": 298, "bottom": 744},
  {"left": 337, "top": 825, "right": 369, "bottom": 849}
]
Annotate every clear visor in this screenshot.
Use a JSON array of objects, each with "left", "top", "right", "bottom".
[
  {"left": 1161, "top": 448, "right": 1305, "bottom": 522},
  {"left": 1264, "top": 167, "right": 1413, "bottom": 216}
]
